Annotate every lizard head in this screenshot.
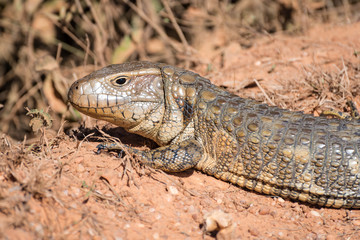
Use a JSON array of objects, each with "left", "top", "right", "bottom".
[
  {"left": 68, "top": 61, "right": 166, "bottom": 135},
  {"left": 68, "top": 61, "right": 201, "bottom": 145}
]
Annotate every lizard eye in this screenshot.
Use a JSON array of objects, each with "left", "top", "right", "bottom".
[{"left": 112, "top": 76, "right": 129, "bottom": 86}]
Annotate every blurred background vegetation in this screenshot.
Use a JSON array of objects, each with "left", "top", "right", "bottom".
[{"left": 0, "top": 0, "right": 359, "bottom": 140}]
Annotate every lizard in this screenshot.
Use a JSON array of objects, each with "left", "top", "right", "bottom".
[{"left": 68, "top": 61, "right": 360, "bottom": 208}]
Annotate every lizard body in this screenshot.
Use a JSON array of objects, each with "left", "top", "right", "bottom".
[{"left": 68, "top": 61, "right": 360, "bottom": 208}]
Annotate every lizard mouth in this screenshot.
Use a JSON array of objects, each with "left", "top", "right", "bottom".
[{"left": 68, "top": 84, "right": 162, "bottom": 109}]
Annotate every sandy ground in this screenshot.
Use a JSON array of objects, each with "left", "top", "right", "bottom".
[{"left": 1, "top": 22, "right": 360, "bottom": 239}]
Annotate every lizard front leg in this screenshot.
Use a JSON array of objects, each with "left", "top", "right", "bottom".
[{"left": 97, "top": 139, "right": 205, "bottom": 172}]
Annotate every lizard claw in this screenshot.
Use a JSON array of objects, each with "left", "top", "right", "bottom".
[
  {"left": 96, "top": 144, "right": 106, "bottom": 154},
  {"left": 96, "top": 143, "right": 125, "bottom": 158}
]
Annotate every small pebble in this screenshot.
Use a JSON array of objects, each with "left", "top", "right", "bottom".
[
  {"left": 248, "top": 227, "right": 260, "bottom": 237},
  {"left": 248, "top": 206, "right": 257, "bottom": 215},
  {"left": 168, "top": 185, "right": 179, "bottom": 195},
  {"left": 310, "top": 210, "right": 321, "bottom": 217},
  {"left": 270, "top": 211, "right": 277, "bottom": 217},
  {"left": 204, "top": 209, "right": 236, "bottom": 240},
  {"left": 258, "top": 207, "right": 270, "bottom": 215},
  {"left": 88, "top": 228, "right": 94, "bottom": 236},
  {"left": 204, "top": 209, "right": 233, "bottom": 232},
  {"left": 153, "top": 232, "right": 159, "bottom": 240},
  {"left": 192, "top": 213, "right": 199, "bottom": 222}
]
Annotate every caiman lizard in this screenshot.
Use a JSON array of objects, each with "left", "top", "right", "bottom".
[{"left": 68, "top": 61, "right": 360, "bottom": 208}]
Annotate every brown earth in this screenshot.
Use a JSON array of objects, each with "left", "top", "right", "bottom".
[{"left": 1, "top": 20, "right": 360, "bottom": 240}]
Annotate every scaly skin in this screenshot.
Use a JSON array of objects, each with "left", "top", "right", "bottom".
[{"left": 68, "top": 61, "right": 360, "bottom": 208}]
